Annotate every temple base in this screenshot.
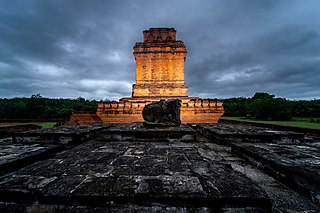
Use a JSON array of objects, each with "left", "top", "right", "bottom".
[{"left": 63, "top": 97, "right": 224, "bottom": 125}]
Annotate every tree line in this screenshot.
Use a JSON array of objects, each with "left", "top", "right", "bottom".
[
  {"left": 0, "top": 94, "right": 98, "bottom": 120},
  {"left": 0, "top": 93, "right": 319, "bottom": 121},
  {"left": 223, "top": 92, "right": 320, "bottom": 121}
]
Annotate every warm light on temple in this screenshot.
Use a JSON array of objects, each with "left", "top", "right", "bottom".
[{"left": 65, "top": 28, "right": 224, "bottom": 125}]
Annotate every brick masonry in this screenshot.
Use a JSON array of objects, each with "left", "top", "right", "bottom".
[{"left": 67, "top": 28, "right": 224, "bottom": 125}]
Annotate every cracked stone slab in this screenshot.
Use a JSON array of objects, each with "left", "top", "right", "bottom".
[
  {"left": 196, "top": 123, "right": 304, "bottom": 144},
  {"left": 0, "top": 142, "right": 63, "bottom": 175},
  {"left": 230, "top": 160, "right": 320, "bottom": 212},
  {"left": 13, "top": 124, "right": 112, "bottom": 144},
  {"left": 0, "top": 140, "right": 270, "bottom": 211},
  {"left": 231, "top": 142, "right": 320, "bottom": 205}
]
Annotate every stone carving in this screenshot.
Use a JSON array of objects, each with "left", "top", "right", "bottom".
[{"left": 142, "top": 99, "right": 181, "bottom": 127}]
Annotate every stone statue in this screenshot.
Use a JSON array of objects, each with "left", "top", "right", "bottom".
[{"left": 142, "top": 99, "right": 181, "bottom": 127}]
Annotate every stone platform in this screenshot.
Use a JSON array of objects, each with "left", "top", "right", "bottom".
[
  {"left": 0, "top": 123, "right": 319, "bottom": 212},
  {"left": 13, "top": 124, "right": 112, "bottom": 144},
  {"left": 100, "top": 123, "right": 196, "bottom": 142},
  {"left": 231, "top": 142, "right": 320, "bottom": 205},
  {"left": 0, "top": 142, "right": 62, "bottom": 176},
  {"left": 195, "top": 123, "right": 304, "bottom": 144},
  {"left": 195, "top": 123, "right": 320, "bottom": 206},
  {"left": 0, "top": 124, "right": 41, "bottom": 139},
  {"left": 0, "top": 141, "right": 270, "bottom": 211}
]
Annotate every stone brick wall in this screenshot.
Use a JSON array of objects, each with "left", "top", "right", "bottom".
[
  {"left": 66, "top": 27, "right": 224, "bottom": 125},
  {"left": 96, "top": 99, "right": 224, "bottom": 124},
  {"left": 133, "top": 28, "right": 188, "bottom": 97}
]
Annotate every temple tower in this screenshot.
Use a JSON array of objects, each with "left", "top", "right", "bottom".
[
  {"left": 65, "top": 27, "right": 224, "bottom": 125},
  {"left": 132, "top": 28, "right": 188, "bottom": 97}
]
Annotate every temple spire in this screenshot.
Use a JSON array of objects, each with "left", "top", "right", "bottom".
[{"left": 132, "top": 28, "right": 188, "bottom": 98}]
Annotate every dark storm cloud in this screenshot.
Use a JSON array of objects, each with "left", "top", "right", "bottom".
[{"left": 0, "top": 0, "right": 320, "bottom": 100}]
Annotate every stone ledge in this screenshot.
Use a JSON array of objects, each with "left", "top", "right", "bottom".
[
  {"left": 196, "top": 123, "right": 304, "bottom": 144},
  {"left": 231, "top": 142, "right": 320, "bottom": 205},
  {"left": 99, "top": 123, "right": 196, "bottom": 142},
  {"left": 0, "top": 124, "right": 41, "bottom": 139},
  {"left": 13, "top": 124, "right": 112, "bottom": 144},
  {"left": 0, "top": 142, "right": 63, "bottom": 176}
]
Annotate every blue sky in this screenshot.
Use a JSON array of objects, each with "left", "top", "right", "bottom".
[{"left": 1, "top": 0, "right": 320, "bottom": 100}]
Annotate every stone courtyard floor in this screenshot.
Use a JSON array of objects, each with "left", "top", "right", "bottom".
[{"left": 0, "top": 123, "right": 319, "bottom": 212}]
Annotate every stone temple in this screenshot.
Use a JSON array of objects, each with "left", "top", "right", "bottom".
[
  {"left": 68, "top": 28, "right": 224, "bottom": 125},
  {"left": 1, "top": 28, "right": 319, "bottom": 212}
]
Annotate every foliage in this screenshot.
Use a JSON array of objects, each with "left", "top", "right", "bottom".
[
  {"left": 291, "top": 100, "right": 320, "bottom": 117},
  {"left": 248, "top": 95, "right": 292, "bottom": 120},
  {"left": 250, "top": 92, "right": 274, "bottom": 102},
  {"left": 1, "top": 92, "right": 319, "bottom": 122},
  {"left": 0, "top": 95, "right": 98, "bottom": 120},
  {"left": 223, "top": 92, "right": 320, "bottom": 121},
  {"left": 222, "top": 97, "right": 249, "bottom": 117}
]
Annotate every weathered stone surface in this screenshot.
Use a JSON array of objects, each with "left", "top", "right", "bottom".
[
  {"left": 226, "top": 150, "right": 320, "bottom": 212},
  {"left": 231, "top": 142, "right": 320, "bottom": 205},
  {"left": 0, "top": 204, "right": 268, "bottom": 212},
  {"left": 143, "top": 99, "right": 181, "bottom": 127},
  {"left": 196, "top": 123, "right": 320, "bottom": 204},
  {"left": 99, "top": 123, "right": 196, "bottom": 142},
  {"left": 0, "top": 142, "right": 62, "bottom": 175},
  {"left": 1, "top": 123, "right": 319, "bottom": 212},
  {"left": 0, "top": 124, "right": 41, "bottom": 139},
  {"left": 196, "top": 123, "right": 304, "bottom": 144},
  {"left": 13, "top": 124, "right": 112, "bottom": 144},
  {"left": 0, "top": 139, "right": 270, "bottom": 211}
]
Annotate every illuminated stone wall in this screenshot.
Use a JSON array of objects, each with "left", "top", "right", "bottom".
[
  {"left": 67, "top": 28, "right": 224, "bottom": 125},
  {"left": 133, "top": 28, "right": 188, "bottom": 97},
  {"left": 96, "top": 99, "right": 224, "bottom": 124}
]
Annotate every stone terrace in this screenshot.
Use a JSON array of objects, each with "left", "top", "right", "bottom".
[{"left": 0, "top": 123, "right": 319, "bottom": 212}]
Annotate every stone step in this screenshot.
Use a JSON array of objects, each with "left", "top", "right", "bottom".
[
  {"left": 99, "top": 123, "right": 196, "bottom": 142},
  {"left": 231, "top": 142, "right": 320, "bottom": 205}
]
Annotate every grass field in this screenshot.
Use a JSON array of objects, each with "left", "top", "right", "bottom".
[
  {"left": 220, "top": 116, "right": 320, "bottom": 129},
  {"left": 0, "top": 122, "right": 56, "bottom": 129}
]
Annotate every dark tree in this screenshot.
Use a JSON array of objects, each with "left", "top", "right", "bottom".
[
  {"left": 0, "top": 95, "right": 98, "bottom": 120},
  {"left": 222, "top": 97, "right": 250, "bottom": 117},
  {"left": 248, "top": 93, "right": 292, "bottom": 120}
]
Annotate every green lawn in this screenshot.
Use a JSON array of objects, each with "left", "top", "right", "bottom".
[
  {"left": 220, "top": 116, "right": 320, "bottom": 129},
  {"left": 0, "top": 122, "right": 56, "bottom": 129}
]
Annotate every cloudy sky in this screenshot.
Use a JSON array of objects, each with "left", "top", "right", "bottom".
[{"left": 1, "top": 0, "right": 320, "bottom": 100}]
